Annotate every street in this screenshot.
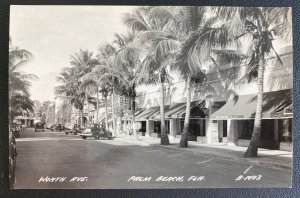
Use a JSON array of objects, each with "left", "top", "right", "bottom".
[{"left": 14, "top": 128, "right": 291, "bottom": 189}]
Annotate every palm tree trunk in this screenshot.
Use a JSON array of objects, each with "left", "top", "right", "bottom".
[
  {"left": 104, "top": 95, "right": 108, "bottom": 131},
  {"left": 179, "top": 76, "right": 192, "bottom": 148},
  {"left": 245, "top": 56, "right": 265, "bottom": 157},
  {"left": 86, "top": 94, "right": 89, "bottom": 124},
  {"left": 112, "top": 86, "right": 117, "bottom": 136},
  {"left": 131, "top": 96, "right": 138, "bottom": 140},
  {"left": 96, "top": 88, "right": 99, "bottom": 123},
  {"left": 160, "top": 74, "right": 169, "bottom": 145},
  {"left": 80, "top": 109, "right": 84, "bottom": 127}
]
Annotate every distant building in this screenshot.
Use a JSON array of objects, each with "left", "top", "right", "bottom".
[
  {"left": 54, "top": 96, "right": 72, "bottom": 124},
  {"left": 45, "top": 102, "right": 55, "bottom": 125}
]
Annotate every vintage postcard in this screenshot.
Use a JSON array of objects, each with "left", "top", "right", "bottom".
[{"left": 8, "top": 5, "right": 293, "bottom": 189}]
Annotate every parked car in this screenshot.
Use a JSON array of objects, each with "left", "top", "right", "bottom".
[
  {"left": 49, "top": 124, "right": 56, "bottom": 131},
  {"left": 45, "top": 123, "right": 53, "bottom": 129},
  {"left": 9, "top": 131, "right": 17, "bottom": 189},
  {"left": 65, "top": 124, "right": 82, "bottom": 135},
  {"left": 55, "top": 124, "right": 65, "bottom": 132},
  {"left": 80, "top": 123, "right": 112, "bottom": 140},
  {"left": 35, "top": 122, "right": 45, "bottom": 132},
  {"left": 11, "top": 123, "right": 20, "bottom": 138}
]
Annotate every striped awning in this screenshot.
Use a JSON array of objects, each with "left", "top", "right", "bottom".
[
  {"left": 135, "top": 106, "right": 160, "bottom": 121},
  {"left": 211, "top": 89, "right": 292, "bottom": 120},
  {"left": 162, "top": 100, "right": 206, "bottom": 119},
  {"left": 122, "top": 108, "right": 145, "bottom": 121}
]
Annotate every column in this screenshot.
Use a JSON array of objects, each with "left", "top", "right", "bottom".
[
  {"left": 274, "top": 119, "right": 279, "bottom": 147},
  {"left": 170, "top": 119, "right": 179, "bottom": 139},
  {"left": 146, "top": 120, "right": 154, "bottom": 137},
  {"left": 218, "top": 120, "right": 224, "bottom": 142},
  {"left": 227, "top": 119, "right": 237, "bottom": 146}
]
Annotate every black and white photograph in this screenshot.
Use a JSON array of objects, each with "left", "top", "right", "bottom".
[{"left": 8, "top": 5, "right": 293, "bottom": 189}]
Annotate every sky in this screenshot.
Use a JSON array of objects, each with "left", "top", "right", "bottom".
[{"left": 10, "top": 5, "right": 135, "bottom": 103}]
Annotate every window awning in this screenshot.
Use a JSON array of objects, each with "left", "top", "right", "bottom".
[
  {"left": 211, "top": 89, "right": 292, "bottom": 120},
  {"left": 122, "top": 108, "right": 145, "bottom": 121},
  {"left": 162, "top": 100, "right": 205, "bottom": 119},
  {"left": 148, "top": 105, "right": 170, "bottom": 120},
  {"left": 135, "top": 106, "right": 160, "bottom": 121}
]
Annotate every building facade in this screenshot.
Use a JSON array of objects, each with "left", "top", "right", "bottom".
[{"left": 122, "top": 45, "right": 293, "bottom": 151}]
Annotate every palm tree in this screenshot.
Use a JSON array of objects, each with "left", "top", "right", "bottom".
[
  {"left": 90, "top": 32, "right": 144, "bottom": 140},
  {"left": 98, "top": 44, "right": 118, "bottom": 135},
  {"left": 70, "top": 49, "right": 99, "bottom": 125},
  {"left": 215, "top": 7, "right": 291, "bottom": 157},
  {"left": 123, "top": 7, "right": 182, "bottom": 145},
  {"left": 55, "top": 67, "right": 84, "bottom": 125},
  {"left": 55, "top": 50, "right": 99, "bottom": 126},
  {"left": 80, "top": 72, "right": 112, "bottom": 130},
  {"left": 9, "top": 41, "right": 38, "bottom": 96},
  {"left": 9, "top": 40, "right": 37, "bottom": 122}
]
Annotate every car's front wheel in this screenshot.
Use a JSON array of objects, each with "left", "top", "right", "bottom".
[
  {"left": 94, "top": 133, "right": 100, "bottom": 140},
  {"left": 82, "top": 136, "right": 87, "bottom": 140}
]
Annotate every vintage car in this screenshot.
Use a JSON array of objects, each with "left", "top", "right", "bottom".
[
  {"left": 80, "top": 123, "right": 112, "bottom": 140},
  {"left": 65, "top": 124, "right": 82, "bottom": 135},
  {"left": 55, "top": 124, "right": 65, "bottom": 132},
  {"left": 35, "top": 122, "right": 45, "bottom": 132},
  {"left": 9, "top": 131, "right": 17, "bottom": 189},
  {"left": 11, "top": 123, "right": 21, "bottom": 138}
]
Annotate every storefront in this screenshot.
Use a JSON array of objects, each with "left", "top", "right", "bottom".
[
  {"left": 162, "top": 101, "right": 207, "bottom": 141},
  {"left": 210, "top": 89, "right": 292, "bottom": 151}
]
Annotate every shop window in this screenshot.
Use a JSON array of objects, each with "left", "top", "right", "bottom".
[
  {"left": 240, "top": 120, "right": 254, "bottom": 139},
  {"left": 180, "top": 119, "right": 205, "bottom": 136},
  {"left": 139, "top": 121, "right": 146, "bottom": 133},
  {"left": 261, "top": 120, "right": 274, "bottom": 141},
  {"left": 223, "top": 120, "right": 227, "bottom": 137},
  {"left": 154, "top": 121, "right": 170, "bottom": 134}
]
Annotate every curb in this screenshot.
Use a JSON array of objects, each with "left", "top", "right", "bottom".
[{"left": 115, "top": 137, "right": 292, "bottom": 171}]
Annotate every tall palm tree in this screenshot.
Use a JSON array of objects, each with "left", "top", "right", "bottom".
[
  {"left": 80, "top": 72, "right": 112, "bottom": 130},
  {"left": 90, "top": 32, "right": 144, "bottom": 140},
  {"left": 98, "top": 44, "right": 118, "bottom": 135},
  {"left": 124, "top": 6, "right": 182, "bottom": 145},
  {"left": 9, "top": 41, "right": 38, "bottom": 97},
  {"left": 215, "top": 7, "right": 291, "bottom": 157},
  {"left": 56, "top": 50, "right": 99, "bottom": 126},
  {"left": 70, "top": 49, "right": 99, "bottom": 125},
  {"left": 9, "top": 40, "right": 37, "bottom": 122},
  {"left": 55, "top": 67, "right": 84, "bottom": 125}
]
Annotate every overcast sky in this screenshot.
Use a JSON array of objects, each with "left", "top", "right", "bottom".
[{"left": 10, "top": 5, "right": 135, "bottom": 103}]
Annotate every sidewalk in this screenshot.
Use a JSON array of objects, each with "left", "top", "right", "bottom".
[{"left": 114, "top": 134, "right": 292, "bottom": 170}]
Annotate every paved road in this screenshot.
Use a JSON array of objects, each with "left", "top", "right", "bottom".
[{"left": 14, "top": 128, "right": 291, "bottom": 189}]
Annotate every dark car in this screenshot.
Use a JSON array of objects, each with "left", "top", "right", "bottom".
[
  {"left": 35, "top": 122, "right": 45, "bottom": 132},
  {"left": 65, "top": 124, "right": 82, "bottom": 135},
  {"left": 80, "top": 123, "right": 112, "bottom": 140},
  {"left": 9, "top": 131, "right": 17, "bottom": 189},
  {"left": 55, "top": 124, "right": 64, "bottom": 132},
  {"left": 11, "top": 123, "right": 20, "bottom": 138}
]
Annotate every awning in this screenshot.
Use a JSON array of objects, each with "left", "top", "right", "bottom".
[
  {"left": 135, "top": 106, "right": 160, "bottom": 121},
  {"left": 15, "top": 116, "right": 28, "bottom": 120},
  {"left": 283, "top": 103, "right": 293, "bottom": 115},
  {"left": 163, "top": 100, "right": 206, "bottom": 119},
  {"left": 121, "top": 108, "right": 145, "bottom": 121},
  {"left": 148, "top": 105, "right": 170, "bottom": 120},
  {"left": 211, "top": 89, "right": 292, "bottom": 120}
]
